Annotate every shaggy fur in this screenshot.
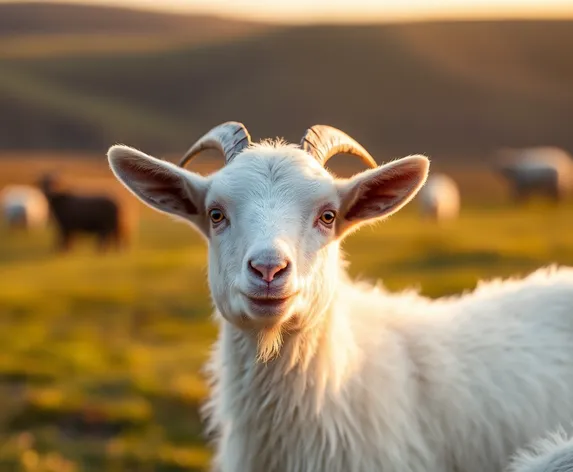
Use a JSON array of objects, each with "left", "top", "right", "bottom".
[
  {"left": 506, "top": 428, "right": 573, "bottom": 472},
  {"left": 200, "top": 266, "right": 573, "bottom": 472},
  {"left": 417, "top": 173, "right": 460, "bottom": 221},
  {"left": 107, "top": 133, "right": 573, "bottom": 472}
]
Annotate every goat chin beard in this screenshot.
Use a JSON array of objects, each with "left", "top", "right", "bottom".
[
  {"left": 250, "top": 299, "right": 329, "bottom": 364},
  {"left": 225, "top": 297, "right": 318, "bottom": 364},
  {"left": 255, "top": 311, "right": 311, "bottom": 363},
  {"left": 221, "top": 309, "right": 291, "bottom": 363},
  {"left": 251, "top": 313, "right": 297, "bottom": 363},
  {"left": 256, "top": 323, "right": 285, "bottom": 363}
]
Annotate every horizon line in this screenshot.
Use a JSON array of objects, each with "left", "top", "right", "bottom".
[{"left": 4, "top": 0, "right": 573, "bottom": 25}]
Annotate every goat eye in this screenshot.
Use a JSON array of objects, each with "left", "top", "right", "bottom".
[
  {"left": 319, "top": 210, "right": 336, "bottom": 226},
  {"left": 209, "top": 208, "right": 225, "bottom": 224}
]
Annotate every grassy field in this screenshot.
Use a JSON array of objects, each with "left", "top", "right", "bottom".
[{"left": 0, "top": 157, "right": 572, "bottom": 471}]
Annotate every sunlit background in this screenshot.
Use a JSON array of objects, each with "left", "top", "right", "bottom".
[
  {"left": 5, "top": 0, "right": 573, "bottom": 22},
  {"left": 1, "top": 0, "right": 573, "bottom": 470}
]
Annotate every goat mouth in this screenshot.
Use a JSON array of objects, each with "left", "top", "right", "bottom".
[{"left": 242, "top": 293, "right": 296, "bottom": 316}]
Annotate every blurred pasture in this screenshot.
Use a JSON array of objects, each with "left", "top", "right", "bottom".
[{"left": 1, "top": 156, "right": 572, "bottom": 471}]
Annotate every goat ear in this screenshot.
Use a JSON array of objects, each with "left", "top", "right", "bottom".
[
  {"left": 107, "top": 145, "right": 209, "bottom": 236},
  {"left": 336, "top": 155, "right": 429, "bottom": 237}
]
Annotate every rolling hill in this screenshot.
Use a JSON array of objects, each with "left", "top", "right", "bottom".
[
  {"left": 1, "top": 3, "right": 573, "bottom": 166},
  {"left": 0, "top": 1, "right": 266, "bottom": 36},
  {"left": 0, "top": 2, "right": 272, "bottom": 59}
]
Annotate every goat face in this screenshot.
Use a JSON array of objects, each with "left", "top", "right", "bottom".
[
  {"left": 202, "top": 145, "right": 343, "bottom": 330},
  {"left": 107, "top": 131, "right": 429, "bottom": 333}
]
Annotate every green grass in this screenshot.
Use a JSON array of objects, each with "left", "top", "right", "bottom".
[{"left": 0, "top": 192, "right": 572, "bottom": 471}]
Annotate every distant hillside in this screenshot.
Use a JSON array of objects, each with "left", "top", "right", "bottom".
[
  {"left": 0, "top": 2, "right": 263, "bottom": 36},
  {"left": 0, "top": 2, "right": 272, "bottom": 58},
  {"left": 1, "top": 5, "right": 573, "bottom": 166}
]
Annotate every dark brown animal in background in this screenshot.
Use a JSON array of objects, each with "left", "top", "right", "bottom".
[{"left": 37, "top": 173, "right": 131, "bottom": 252}]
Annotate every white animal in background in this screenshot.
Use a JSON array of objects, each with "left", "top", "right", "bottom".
[
  {"left": 495, "top": 146, "right": 573, "bottom": 203},
  {"left": 107, "top": 122, "right": 573, "bottom": 472},
  {"left": 0, "top": 184, "right": 49, "bottom": 230},
  {"left": 505, "top": 429, "right": 573, "bottom": 472},
  {"left": 417, "top": 173, "right": 460, "bottom": 221}
]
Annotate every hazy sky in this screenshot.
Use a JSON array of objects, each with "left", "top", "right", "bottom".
[{"left": 7, "top": 0, "right": 573, "bottom": 23}]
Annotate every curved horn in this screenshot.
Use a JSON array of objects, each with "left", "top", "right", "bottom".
[
  {"left": 300, "top": 125, "right": 377, "bottom": 169},
  {"left": 178, "top": 121, "right": 251, "bottom": 168}
]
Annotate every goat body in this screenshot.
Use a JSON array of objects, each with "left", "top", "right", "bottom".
[
  {"left": 1, "top": 185, "right": 49, "bottom": 229},
  {"left": 496, "top": 147, "right": 573, "bottom": 203},
  {"left": 417, "top": 173, "right": 460, "bottom": 221},
  {"left": 48, "top": 191, "right": 125, "bottom": 251},
  {"left": 107, "top": 123, "right": 573, "bottom": 472},
  {"left": 38, "top": 172, "right": 129, "bottom": 252},
  {"left": 203, "top": 266, "right": 573, "bottom": 472}
]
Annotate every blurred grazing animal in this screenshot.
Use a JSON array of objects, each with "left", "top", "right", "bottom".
[
  {"left": 417, "top": 173, "right": 460, "bottom": 221},
  {"left": 505, "top": 429, "right": 573, "bottom": 472},
  {"left": 495, "top": 147, "right": 573, "bottom": 203},
  {"left": 38, "top": 174, "right": 129, "bottom": 252},
  {"left": 108, "top": 122, "right": 573, "bottom": 472},
  {"left": 0, "top": 184, "right": 49, "bottom": 230}
]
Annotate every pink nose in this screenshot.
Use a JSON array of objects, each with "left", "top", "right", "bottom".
[{"left": 249, "top": 259, "right": 289, "bottom": 283}]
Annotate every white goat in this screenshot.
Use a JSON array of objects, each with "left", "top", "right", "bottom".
[
  {"left": 495, "top": 147, "right": 573, "bottom": 203},
  {"left": 505, "top": 428, "right": 573, "bottom": 472},
  {"left": 107, "top": 122, "right": 573, "bottom": 472},
  {"left": 417, "top": 173, "right": 460, "bottom": 221},
  {"left": 0, "top": 184, "right": 49, "bottom": 230}
]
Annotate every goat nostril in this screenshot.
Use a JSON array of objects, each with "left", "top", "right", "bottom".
[
  {"left": 273, "top": 261, "right": 289, "bottom": 280},
  {"left": 248, "top": 260, "right": 264, "bottom": 279}
]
